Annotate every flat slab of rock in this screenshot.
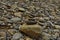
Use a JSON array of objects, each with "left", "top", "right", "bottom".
[{"left": 19, "top": 24, "right": 42, "bottom": 39}]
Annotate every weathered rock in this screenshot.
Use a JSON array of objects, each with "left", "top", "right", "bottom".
[{"left": 19, "top": 24, "right": 42, "bottom": 39}]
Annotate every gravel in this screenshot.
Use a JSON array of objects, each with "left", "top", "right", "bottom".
[{"left": 0, "top": 0, "right": 60, "bottom": 40}]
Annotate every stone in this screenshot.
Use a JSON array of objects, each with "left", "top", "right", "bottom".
[
  {"left": 19, "top": 24, "right": 42, "bottom": 39},
  {"left": 11, "top": 17, "right": 21, "bottom": 22},
  {"left": 19, "top": 38, "right": 24, "bottom": 40},
  {"left": 12, "top": 33, "right": 23, "bottom": 40},
  {"left": 42, "top": 32, "right": 51, "bottom": 40},
  {"left": 0, "top": 21, "right": 4, "bottom": 24},
  {"left": 13, "top": 24, "right": 20, "bottom": 29},
  {"left": 25, "top": 18, "right": 37, "bottom": 25},
  {"left": 8, "top": 29, "right": 18, "bottom": 35},
  {"left": 53, "top": 29, "right": 59, "bottom": 32},
  {"left": 18, "top": 7, "right": 25, "bottom": 12},
  {"left": 54, "top": 25, "right": 60, "bottom": 29},
  {"left": 11, "top": 3, "right": 17, "bottom": 9},
  {"left": 14, "top": 12, "right": 22, "bottom": 17},
  {"left": 0, "top": 31, "right": 6, "bottom": 40},
  {"left": 57, "top": 37, "right": 60, "bottom": 40},
  {"left": 24, "top": 36, "right": 33, "bottom": 40}
]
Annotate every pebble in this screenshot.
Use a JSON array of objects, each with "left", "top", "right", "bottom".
[
  {"left": 19, "top": 38, "right": 24, "bottom": 40},
  {"left": 57, "top": 37, "right": 60, "bottom": 40},
  {"left": 54, "top": 25, "right": 60, "bottom": 29},
  {"left": 11, "top": 3, "right": 17, "bottom": 9},
  {"left": 18, "top": 7, "right": 25, "bottom": 12},
  {"left": 8, "top": 29, "right": 18, "bottom": 35},
  {"left": 12, "top": 33, "right": 24, "bottom": 40},
  {"left": 0, "top": 21, "right": 4, "bottom": 25},
  {"left": 24, "top": 37, "right": 33, "bottom": 40},
  {"left": 25, "top": 18, "right": 37, "bottom": 25},
  {"left": 14, "top": 12, "right": 22, "bottom": 17},
  {"left": 0, "top": 0, "right": 60, "bottom": 40},
  {"left": 13, "top": 24, "right": 20, "bottom": 29},
  {"left": 11, "top": 17, "right": 21, "bottom": 22},
  {"left": 0, "top": 31, "right": 6, "bottom": 40}
]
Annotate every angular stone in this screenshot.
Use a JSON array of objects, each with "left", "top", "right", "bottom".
[{"left": 19, "top": 24, "right": 42, "bottom": 39}]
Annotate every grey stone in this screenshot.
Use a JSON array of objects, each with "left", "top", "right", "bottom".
[
  {"left": 12, "top": 33, "right": 23, "bottom": 40},
  {"left": 11, "top": 17, "right": 21, "bottom": 22}
]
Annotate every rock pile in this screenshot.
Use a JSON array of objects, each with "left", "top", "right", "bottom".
[{"left": 0, "top": 0, "right": 60, "bottom": 40}]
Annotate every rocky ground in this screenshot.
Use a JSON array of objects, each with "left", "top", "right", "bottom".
[{"left": 0, "top": 0, "right": 60, "bottom": 40}]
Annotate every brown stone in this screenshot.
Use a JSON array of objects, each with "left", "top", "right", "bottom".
[
  {"left": 0, "top": 31, "right": 6, "bottom": 40},
  {"left": 19, "top": 24, "right": 42, "bottom": 39},
  {"left": 14, "top": 12, "right": 22, "bottom": 17}
]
